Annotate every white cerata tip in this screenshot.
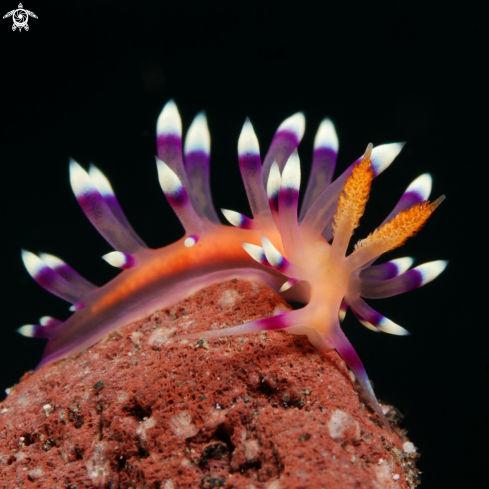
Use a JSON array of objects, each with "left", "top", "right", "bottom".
[
  {"left": 314, "top": 118, "right": 339, "bottom": 152},
  {"left": 17, "top": 325, "right": 35, "bottom": 337},
  {"left": 261, "top": 235, "right": 283, "bottom": 267},
  {"left": 39, "top": 316, "right": 54, "bottom": 326},
  {"left": 369, "top": 142, "right": 405, "bottom": 175},
  {"left": 238, "top": 118, "right": 260, "bottom": 156},
  {"left": 88, "top": 165, "right": 115, "bottom": 198},
  {"left": 267, "top": 161, "right": 281, "bottom": 199},
  {"left": 358, "top": 317, "right": 381, "bottom": 333},
  {"left": 241, "top": 242, "right": 265, "bottom": 263},
  {"left": 184, "top": 111, "right": 210, "bottom": 155},
  {"left": 69, "top": 159, "right": 95, "bottom": 198},
  {"left": 39, "top": 252, "right": 65, "bottom": 270},
  {"left": 21, "top": 250, "right": 44, "bottom": 277},
  {"left": 221, "top": 208, "right": 243, "bottom": 227},
  {"left": 156, "top": 158, "right": 183, "bottom": 196},
  {"left": 390, "top": 257, "right": 414, "bottom": 276},
  {"left": 417, "top": 260, "right": 448, "bottom": 285},
  {"left": 405, "top": 173, "right": 432, "bottom": 200},
  {"left": 184, "top": 235, "right": 199, "bottom": 247},
  {"left": 281, "top": 150, "right": 301, "bottom": 190},
  {"left": 277, "top": 112, "right": 306, "bottom": 141},
  {"left": 157, "top": 99, "right": 182, "bottom": 137},
  {"left": 378, "top": 317, "right": 410, "bottom": 336},
  {"left": 279, "top": 278, "right": 298, "bottom": 292},
  {"left": 102, "top": 251, "right": 128, "bottom": 268}
]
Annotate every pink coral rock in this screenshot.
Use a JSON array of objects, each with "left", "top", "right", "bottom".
[{"left": 0, "top": 280, "right": 420, "bottom": 488}]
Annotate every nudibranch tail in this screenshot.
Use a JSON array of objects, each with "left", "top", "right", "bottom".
[{"left": 18, "top": 99, "right": 446, "bottom": 435}]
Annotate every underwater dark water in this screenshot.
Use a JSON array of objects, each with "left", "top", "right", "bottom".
[{"left": 0, "top": 1, "right": 486, "bottom": 487}]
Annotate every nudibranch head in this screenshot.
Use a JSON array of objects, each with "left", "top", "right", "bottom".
[{"left": 17, "top": 100, "right": 446, "bottom": 432}]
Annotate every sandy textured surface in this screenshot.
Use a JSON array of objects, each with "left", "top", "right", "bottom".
[{"left": 0, "top": 280, "right": 420, "bottom": 488}]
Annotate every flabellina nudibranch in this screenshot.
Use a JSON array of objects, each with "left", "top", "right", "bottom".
[{"left": 18, "top": 100, "right": 446, "bottom": 432}]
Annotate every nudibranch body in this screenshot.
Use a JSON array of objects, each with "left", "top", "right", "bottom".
[{"left": 19, "top": 100, "right": 446, "bottom": 431}]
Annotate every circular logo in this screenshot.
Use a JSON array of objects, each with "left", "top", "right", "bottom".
[
  {"left": 12, "top": 8, "right": 28, "bottom": 30},
  {"left": 3, "top": 3, "right": 38, "bottom": 32}
]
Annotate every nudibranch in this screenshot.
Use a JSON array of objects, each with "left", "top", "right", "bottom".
[{"left": 18, "top": 100, "right": 446, "bottom": 431}]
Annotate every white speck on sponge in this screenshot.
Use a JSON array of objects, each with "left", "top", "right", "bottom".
[
  {"left": 403, "top": 441, "right": 417, "bottom": 454},
  {"left": 328, "top": 409, "right": 360, "bottom": 442},
  {"left": 381, "top": 404, "right": 391, "bottom": 415},
  {"left": 243, "top": 439, "right": 260, "bottom": 463},
  {"left": 43, "top": 404, "right": 54, "bottom": 417},
  {"left": 393, "top": 474, "right": 400, "bottom": 480},
  {"left": 169, "top": 411, "right": 199, "bottom": 439},
  {"left": 136, "top": 416, "right": 156, "bottom": 441},
  {"left": 267, "top": 480, "right": 281, "bottom": 489}
]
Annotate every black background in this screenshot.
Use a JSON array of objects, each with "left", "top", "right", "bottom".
[{"left": 0, "top": 1, "right": 486, "bottom": 487}]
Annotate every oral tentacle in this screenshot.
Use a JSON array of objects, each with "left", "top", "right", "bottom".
[
  {"left": 327, "top": 325, "right": 392, "bottom": 433},
  {"left": 175, "top": 308, "right": 307, "bottom": 341}
]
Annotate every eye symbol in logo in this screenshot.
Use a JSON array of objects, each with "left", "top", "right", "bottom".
[{"left": 3, "top": 3, "right": 38, "bottom": 32}]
